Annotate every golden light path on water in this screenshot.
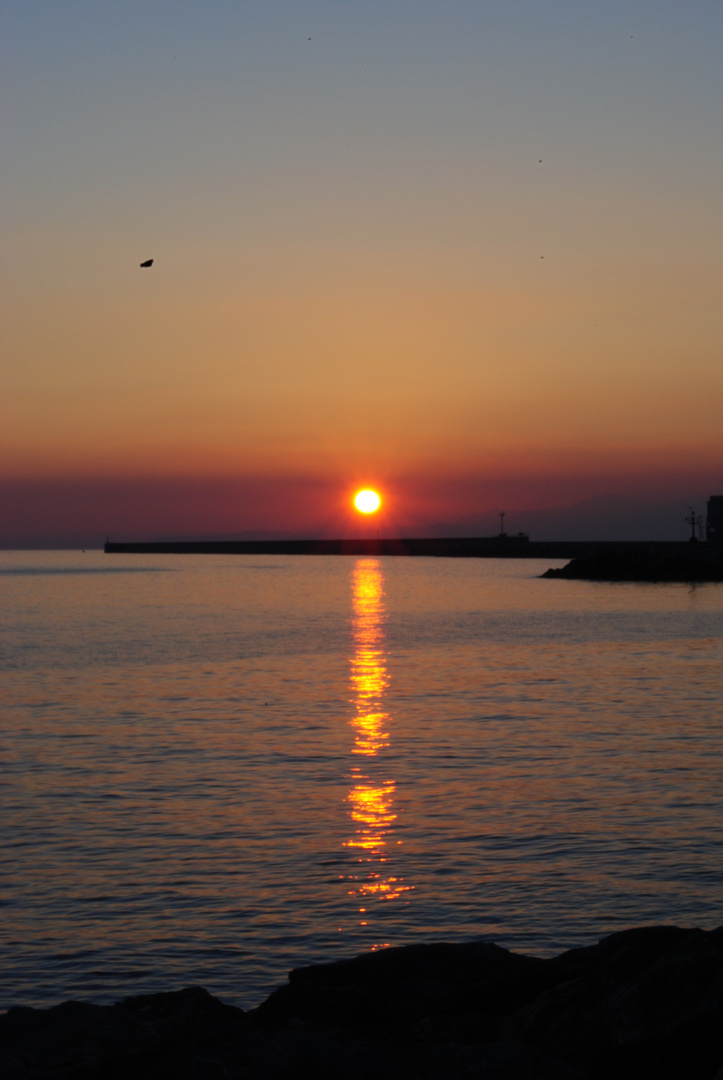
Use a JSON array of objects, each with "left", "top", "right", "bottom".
[{"left": 345, "top": 558, "right": 412, "bottom": 937}]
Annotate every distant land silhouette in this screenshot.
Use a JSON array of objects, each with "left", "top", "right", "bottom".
[{"left": 427, "top": 494, "right": 718, "bottom": 543}]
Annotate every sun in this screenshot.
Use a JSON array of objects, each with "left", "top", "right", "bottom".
[{"left": 354, "top": 489, "right": 381, "bottom": 514}]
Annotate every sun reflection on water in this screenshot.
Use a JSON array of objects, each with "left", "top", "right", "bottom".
[{"left": 344, "top": 559, "right": 412, "bottom": 928}]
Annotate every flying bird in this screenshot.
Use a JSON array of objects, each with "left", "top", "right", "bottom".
[{"left": 140, "top": 258, "right": 154, "bottom": 268}]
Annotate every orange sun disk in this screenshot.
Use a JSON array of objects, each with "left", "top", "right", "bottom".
[{"left": 354, "top": 489, "right": 381, "bottom": 514}]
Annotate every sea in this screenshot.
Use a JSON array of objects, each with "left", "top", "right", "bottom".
[{"left": 1, "top": 550, "right": 722, "bottom": 1011}]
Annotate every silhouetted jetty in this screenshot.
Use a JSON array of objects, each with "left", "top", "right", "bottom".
[
  {"left": 2, "top": 926, "right": 721, "bottom": 1079},
  {"left": 105, "top": 535, "right": 533, "bottom": 557},
  {"left": 104, "top": 537, "right": 705, "bottom": 561}
]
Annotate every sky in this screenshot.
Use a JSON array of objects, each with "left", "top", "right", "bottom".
[{"left": 2, "top": 0, "right": 722, "bottom": 545}]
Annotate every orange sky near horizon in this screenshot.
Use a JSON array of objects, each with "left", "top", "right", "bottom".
[
  {"left": 5, "top": 258, "right": 720, "bottom": 481},
  {"left": 2, "top": 2, "right": 722, "bottom": 541}
]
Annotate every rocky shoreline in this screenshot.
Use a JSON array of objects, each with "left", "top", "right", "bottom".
[
  {"left": 542, "top": 546, "right": 723, "bottom": 582},
  {"left": 2, "top": 926, "right": 722, "bottom": 1078}
]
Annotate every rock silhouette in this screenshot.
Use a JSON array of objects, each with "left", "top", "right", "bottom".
[
  {"left": 1, "top": 925, "right": 722, "bottom": 1078},
  {"left": 543, "top": 546, "right": 723, "bottom": 582}
]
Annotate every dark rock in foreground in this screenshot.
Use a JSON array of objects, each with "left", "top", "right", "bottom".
[
  {"left": 543, "top": 546, "right": 723, "bottom": 582},
  {"left": 2, "top": 926, "right": 722, "bottom": 1078}
]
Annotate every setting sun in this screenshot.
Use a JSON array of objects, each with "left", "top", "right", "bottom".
[{"left": 354, "top": 489, "right": 381, "bottom": 514}]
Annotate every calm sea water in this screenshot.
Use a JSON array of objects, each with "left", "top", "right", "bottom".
[{"left": 1, "top": 551, "right": 722, "bottom": 1011}]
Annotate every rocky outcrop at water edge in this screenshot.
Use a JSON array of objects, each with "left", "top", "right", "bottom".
[
  {"left": 542, "top": 546, "right": 723, "bottom": 582},
  {"left": 1, "top": 925, "right": 722, "bottom": 1078}
]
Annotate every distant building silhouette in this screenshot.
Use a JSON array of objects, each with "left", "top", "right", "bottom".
[{"left": 706, "top": 496, "right": 723, "bottom": 544}]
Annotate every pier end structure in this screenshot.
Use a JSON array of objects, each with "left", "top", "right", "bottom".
[{"left": 707, "top": 496, "right": 723, "bottom": 545}]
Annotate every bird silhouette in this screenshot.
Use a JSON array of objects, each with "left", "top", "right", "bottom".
[{"left": 140, "top": 259, "right": 154, "bottom": 268}]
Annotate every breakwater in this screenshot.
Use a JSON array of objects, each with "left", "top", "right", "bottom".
[{"left": 104, "top": 537, "right": 701, "bottom": 559}]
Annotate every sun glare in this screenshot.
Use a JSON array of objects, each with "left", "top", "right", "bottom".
[{"left": 354, "top": 489, "right": 381, "bottom": 514}]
